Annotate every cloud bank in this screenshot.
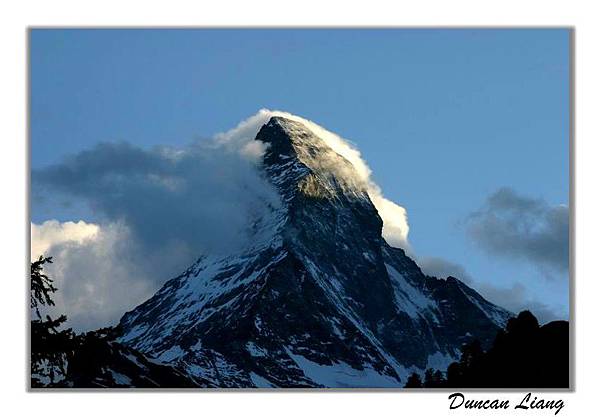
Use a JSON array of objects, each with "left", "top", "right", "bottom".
[
  {"left": 464, "top": 187, "right": 569, "bottom": 275},
  {"left": 32, "top": 110, "right": 411, "bottom": 330},
  {"left": 32, "top": 138, "right": 282, "bottom": 257}
]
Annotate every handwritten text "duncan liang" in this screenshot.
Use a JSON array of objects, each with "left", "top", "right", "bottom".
[{"left": 448, "top": 393, "right": 565, "bottom": 415}]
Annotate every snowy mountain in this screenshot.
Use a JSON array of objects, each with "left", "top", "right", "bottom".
[{"left": 118, "top": 116, "right": 512, "bottom": 388}]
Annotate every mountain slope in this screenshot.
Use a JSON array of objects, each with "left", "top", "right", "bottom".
[{"left": 118, "top": 116, "right": 511, "bottom": 388}]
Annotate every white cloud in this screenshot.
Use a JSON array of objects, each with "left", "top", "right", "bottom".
[
  {"left": 30, "top": 220, "right": 180, "bottom": 331},
  {"left": 31, "top": 220, "right": 99, "bottom": 259}
]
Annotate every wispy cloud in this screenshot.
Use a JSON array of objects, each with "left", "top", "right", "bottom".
[
  {"left": 474, "top": 282, "right": 564, "bottom": 324},
  {"left": 418, "top": 256, "right": 474, "bottom": 283},
  {"left": 464, "top": 187, "right": 569, "bottom": 277}
]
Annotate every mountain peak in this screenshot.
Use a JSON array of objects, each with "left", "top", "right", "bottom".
[
  {"left": 257, "top": 116, "right": 370, "bottom": 202},
  {"left": 117, "top": 116, "right": 512, "bottom": 388}
]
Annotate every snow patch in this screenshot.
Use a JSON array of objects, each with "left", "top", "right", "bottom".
[
  {"left": 385, "top": 264, "right": 437, "bottom": 318},
  {"left": 156, "top": 345, "right": 184, "bottom": 363},
  {"left": 250, "top": 372, "right": 275, "bottom": 388},
  {"left": 286, "top": 348, "right": 401, "bottom": 388},
  {"left": 109, "top": 369, "right": 132, "bottom": 386},
  {"left": 246, "top": 342, "right": 268, "bottom": 357}
]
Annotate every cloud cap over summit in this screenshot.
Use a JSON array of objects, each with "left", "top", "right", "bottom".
[{"left": 31, "top": 110, "right": 411, "bottom": 330}]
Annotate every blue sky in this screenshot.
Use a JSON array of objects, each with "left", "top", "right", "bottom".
[{"left": 30, "top": 29, "right": 570, "bottom": 324}]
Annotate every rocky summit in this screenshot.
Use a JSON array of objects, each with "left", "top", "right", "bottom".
[{"left": 118, "top": 116, "right": 512, "bottom": 388}]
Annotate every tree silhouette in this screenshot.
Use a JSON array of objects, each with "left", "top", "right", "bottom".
[
  {"left": 404, "top": 310, "right": 569, "bottom": 388},
  {"left": 422, "top": 368, "right": 445, "bottom": 388},
  {"left": 30, "top": 256, "right": 75, "bottom": 387},
  {"left": 404, "top": 372, "right": 422, "bottom": 388},
  {"left": 29, "top": 258, "right": 224, "bottom": 388}
]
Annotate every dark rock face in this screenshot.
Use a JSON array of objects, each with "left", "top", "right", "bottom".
[{"left": 118, "top": 116, "right": 511, "bottom": 387}]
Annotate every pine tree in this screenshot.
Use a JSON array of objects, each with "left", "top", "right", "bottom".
[
  {"left": 30, "top": 256, "right": 75, "bottom": 387},
  {"left": 422, "top": 368, "right": 446, "bottom": 387},
  {"left": 404, "top": 372, "right": 423, "bottom": 388},
  {"left": 423, "top": 368, "right": 434, "bottom": 387}
]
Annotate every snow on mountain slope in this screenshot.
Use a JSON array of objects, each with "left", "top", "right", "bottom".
[{"left": 119, "top": 115, "right": 511, "bottom": 388}]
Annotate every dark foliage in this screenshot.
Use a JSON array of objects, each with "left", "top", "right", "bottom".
[
  {"left": 423, "top": 368, "right": 445, "bottom": 388},
  {"left": 30, "top": 256, "right": 76, "bottom": 387},
  {"left": 60, "top": 326, "right": 201, "bottom": 388},
  {"left": 31, "top": 256, "right": 56, "bottom": 317},
  {"left": 405, "top": 310, "right": 569, "bottom": 388},
  {"left": 404, "top": 372, "right": 422, "bottom": 388}
]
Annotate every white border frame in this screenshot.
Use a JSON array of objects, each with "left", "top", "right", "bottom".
[{"left": 2, "top": 1, "right": 597, "bottom": 416}]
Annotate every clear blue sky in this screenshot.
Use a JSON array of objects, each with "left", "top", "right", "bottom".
[{"left": 30, "top": 29, "right": 570, "bottom": 319}]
